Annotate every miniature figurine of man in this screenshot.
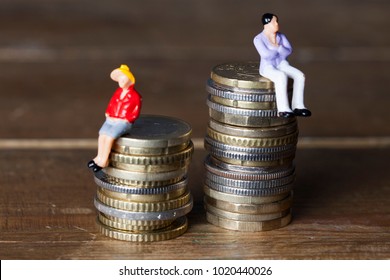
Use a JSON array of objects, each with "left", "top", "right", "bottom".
[
  {"left": 253, "top": 13, "right": 311, "bottom": 118},
  {"left": 88, "top": 64, "right": 142, "bottom": 172}
]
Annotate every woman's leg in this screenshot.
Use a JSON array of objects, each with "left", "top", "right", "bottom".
[
  {"left": 90, "top": 118, "right": 133, "bottom": 170},
  {"left": 93, "top": 134, "right": 115, "bottom": 168}
]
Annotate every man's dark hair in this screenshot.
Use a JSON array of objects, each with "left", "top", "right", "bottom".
[{"left": 262, "top": 13, "right": 276, "bottom": 25}]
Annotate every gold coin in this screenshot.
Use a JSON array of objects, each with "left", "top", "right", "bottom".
[
  {"left": 210, "top": 95, "right": 276, "bottom": 110},
  {"left": 204, "top": 192, "right": 293, "bottom": 214},
  {"left": 209, "top": 118, "right": 298, "bottom": 138},
  {"left": 103, "top": 173, "right": 183, "bottom": 188},
  {"left": 207, "top": 127, "right": 298, "bottom": 147},
  {"left": 209, "top": 108, "right": 294, "bottom": 128},
  {"left": 103, "top": 166, "right": 188, "bottom": 187},
  {"left": 206, "top": 211, "right": 292, "bottom": 231},
  {"left": 204, "top": 185, "right": 289, "bottom": 204},
  {"left": 210, "top": 62, "right": 293, "bottom": 90},
  {"left": 98, "top": 186, "right": 188, "bottom": 203},
  {"left": 213, "top": 155, "right": 295, "bottom": 167},
  {"left": 110, "top": 141, "right": 194, "bottom": 166},
  {"left": 211, "top": 62, "right": 274, "bottom": 89},
  {"left": 98, "top": 212, "right": 173, "bottom": 231},
  {"left": 97, "top": 216, "right": 188, "bottom": 242},
  {"left": 114, "top": 115, "right": 192, "bottom": 149},
  {"left": 111, "top": 158, "right": 192, "bottom": 173},
  {"left": 205, "top": 202, "right": 290, "bottom": 221},
  {"left": 113, "top": 141, "right": 190, "bottom": 156}
]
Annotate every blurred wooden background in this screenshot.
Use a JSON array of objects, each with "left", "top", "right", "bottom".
[{"left": 1, "top": 0, "right": 389, "bottom": 259}]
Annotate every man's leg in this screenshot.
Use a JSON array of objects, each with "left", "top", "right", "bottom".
[
  {"left": 278, "top": 61, "right": 306, "bottom": 110},
  {"left": 261, "top": 66, "right": 292, "bottom": 113}
]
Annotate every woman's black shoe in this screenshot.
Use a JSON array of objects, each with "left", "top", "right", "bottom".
[
  {"left": 92, "top": 165, "right": 102, "bottom": 173},
  {"left": 87, "top": 160, "right": 96, "bottom": 168},
  {"left": 88, "top": 160, "right": 103, "bottom": 172}
]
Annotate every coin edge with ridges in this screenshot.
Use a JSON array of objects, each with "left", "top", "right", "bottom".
[{"left": 97, "top": 216, "right": 188, "bottom": 242}]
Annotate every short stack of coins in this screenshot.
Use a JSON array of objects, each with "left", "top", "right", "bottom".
[
  {"left": 93, "top": 115, "right": 194, "bottom": 241},
  {"left": 204, "top": 62, "right": 298, "bottom": 231}
]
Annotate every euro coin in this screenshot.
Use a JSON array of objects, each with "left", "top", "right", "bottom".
[
  {"left": 206, "top": 211, "right": 292, "bottom": 231},
  {"left": 97, "top": 216, "right": 188, "bottom": 242}
]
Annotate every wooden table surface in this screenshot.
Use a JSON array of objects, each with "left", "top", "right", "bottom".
[{"left": 1, "top": 0, "right": 389, "bottom": 260}]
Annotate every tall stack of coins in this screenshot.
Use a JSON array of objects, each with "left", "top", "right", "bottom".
[
  {"left": 204, "top": 62, "right": 297, "bottom": 231},
  {"left": 93, "top": 115, "right": 194, "bottom": 241}
]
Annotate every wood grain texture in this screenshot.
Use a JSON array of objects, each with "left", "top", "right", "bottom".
[{"left": 1, "top": 148, "right": 389, "bottom": 259}]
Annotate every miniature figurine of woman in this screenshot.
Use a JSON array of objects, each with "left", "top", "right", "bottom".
[
  {"left": 253, "top": 13, "right": 311, "bottom": 118},
  {"left": 88, "top": 64, "right": 142, "bottom": 172}
]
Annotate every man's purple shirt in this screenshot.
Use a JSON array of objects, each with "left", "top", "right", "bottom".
[{"left": 253, "top": 31, "right": 293, "bottom": 74}]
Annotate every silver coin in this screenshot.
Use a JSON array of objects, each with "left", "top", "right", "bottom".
[
  {"left": 94, "top": 196, "right": 193, "bottom": 221},
  {"left": 205, "top": 155, "right": 295, "bottom": 180},
  {"left": 205, "top": 171, "right": 295, "bottom": 189},
  {"left": 209, "top": 108, "right": 294, "bottom": 127},
  {"left": 115, "top": 115, "right": 192, "bottom": 148},
  {"left": 204, "top": 136, "right": 297, "bottom": 153},
  {"left": 209, "top": 118, "right": 298, "bottom": 138},
  {"left": 205, "top": 180, "right": 293, "bottom": 196},
  {"left": 94, "top": 172, "right": 188, "bottom": 194},
  {"left": 207, "top": 97, "right": 277, "bottom": 117},
  {"left": 207, "top": 79, "right": 276, "bottom": 102},
  {"left": 204, "top": 141, "right": 296, "bottom": 162}
]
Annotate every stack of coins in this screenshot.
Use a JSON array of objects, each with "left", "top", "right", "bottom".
[
  {"left": 93, "top": 115, "right": 194, "bottom": 241},
  {"left": 204, "top": 62, "right": 298, "bottom": 231}
]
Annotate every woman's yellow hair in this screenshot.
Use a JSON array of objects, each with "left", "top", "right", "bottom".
[{"left": 118, "top": 64, "right": 135, "bottom": 84}]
